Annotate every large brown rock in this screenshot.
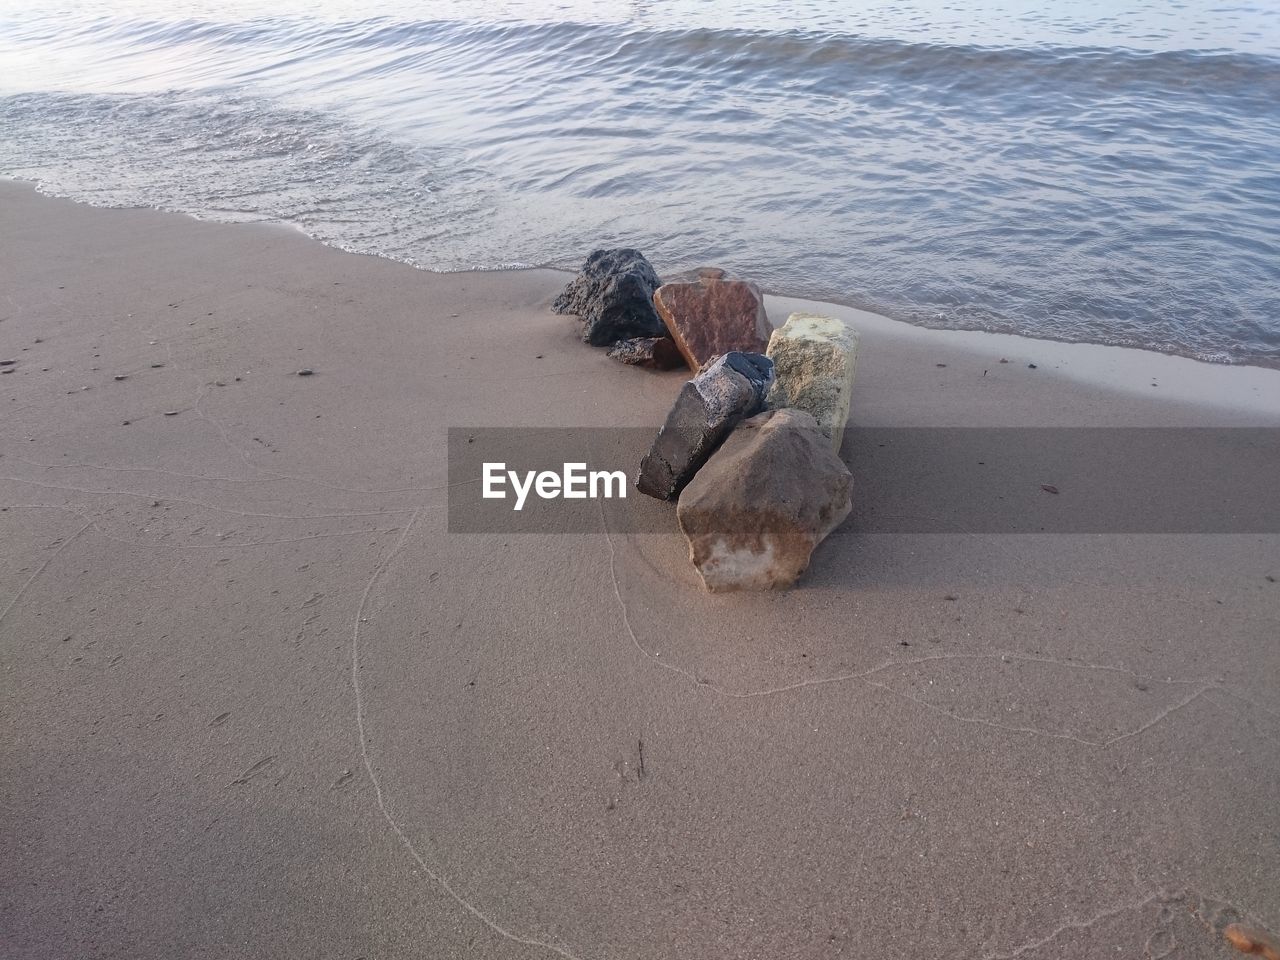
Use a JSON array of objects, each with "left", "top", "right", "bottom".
[
  {"left": 635, "top": 352, "right": 774, "bottom": 501},
  {"left": 653, "top": 268, "right": 770, "bottom": 370},
  {"left": 676, "top": 408, "right": 852, "bottom": 592}
]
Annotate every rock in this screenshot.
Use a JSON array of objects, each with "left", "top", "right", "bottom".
[
  {"left": 1224, "top": 923, "right": 1280, "bottom": 960},
  {"left": 676, "top": 408, "right": 852, "bottom": 592},
  {"left": 653, "top": 271, "right": 770, "bottom": 370},
  {"left": 764, "top": 312, "right": 859, "bottom": 454},
  {"left": 606, "top": 337, "right": 686, "bottom": 370},
  {"left": 552, "top": 248, "right": 666, "bottom": 346},
  {"left": 635, "top": 352, "right": 773, "bottom": 501}
]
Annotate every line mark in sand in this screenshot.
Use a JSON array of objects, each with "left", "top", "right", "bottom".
[
  {"left": 596, "top": 499, "right": 1220, "bottom": 746},
  {"left": 985, "top": 886, "right": 1280, "bottom": 960},
  {"left": 0, "top": 520, "right": 91, "bottom": 627},
  {"left": 981, "top": 891, "right": 1161, "bottom": 960},
  {"left": 349, "top": 507, "right": 585, "bottom": 960}
]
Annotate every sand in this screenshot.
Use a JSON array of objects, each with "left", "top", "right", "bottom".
[{"left": 2, "top": 180, "right": 1278, "bottom": 960}]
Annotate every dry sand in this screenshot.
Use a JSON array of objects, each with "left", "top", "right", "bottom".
[{"left": 2, "top": 180, "right": 1278, "bottom": 959}]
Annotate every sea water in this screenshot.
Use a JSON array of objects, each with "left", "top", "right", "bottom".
[{"left": 2, "top": 0, "right": 1278, "bottom": 365}]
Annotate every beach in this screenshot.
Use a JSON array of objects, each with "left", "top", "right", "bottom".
[{"left": 2, "top": 180, "right": 1279, "bottom": 958}]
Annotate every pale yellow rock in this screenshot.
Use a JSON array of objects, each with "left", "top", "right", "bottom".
[{"left": 764, "top": 312, "right": 859, "bottom": 453}]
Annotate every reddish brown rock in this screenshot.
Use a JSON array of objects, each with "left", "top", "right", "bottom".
[
  {"left": 1225, "top": 924, "right": 1280, "bottom": 960},
  {"left": 606, "top": 336, "right": 686, "bottom": 370},
  {"left": 653, "top": 271, "right": 770, "bottom": 370},
  {"left": 676, "top": 408, "right": 852, "bottom": 592}
]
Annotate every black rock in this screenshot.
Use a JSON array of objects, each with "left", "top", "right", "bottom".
[
  {"left": 635, "top": 352, "right": 774, "bottom": 501},
  {"left": 718, "top": 351, "right": 774, "bottom": 394},
  {"left": 553, "top": 248, "right": 667, "bottom": 346},
  {"left": 606, "top": 336, "right": 686, "bottom": 370}
]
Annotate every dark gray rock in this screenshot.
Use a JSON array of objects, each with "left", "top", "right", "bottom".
[
  {"left": 553, "top": 248, "right": 667, "bottom": 346},
  {"left": 606, "top": 336, "right": 686, "bottom": 370},
  {"left": 717, "top": 351, "right": 774, "bottom": 395},
  {"left": 635, "top": 352, "right": 774, "bottom": 501}
]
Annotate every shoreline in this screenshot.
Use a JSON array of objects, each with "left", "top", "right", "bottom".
[
  {"left": 3, "top": 179, "right": 1277, "bottom": 960},
  {"left": 9, "top": 176, "right": 1280, "bottom": 386}
]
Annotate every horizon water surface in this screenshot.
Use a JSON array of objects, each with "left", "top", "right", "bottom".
[{"left": 2, "top": 0, "right": 1279, "bottom": 366}]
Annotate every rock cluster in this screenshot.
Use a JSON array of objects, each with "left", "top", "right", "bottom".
[{"left": 554, "top": 248, "right": 860, "bottom": 591}]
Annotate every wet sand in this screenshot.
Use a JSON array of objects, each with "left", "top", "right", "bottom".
[{"left": 2, "top": 180, "right": 1278, "bottom": 959}]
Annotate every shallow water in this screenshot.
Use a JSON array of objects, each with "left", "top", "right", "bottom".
[{"left": 2, "top": 0, "right": 1278, "bottom": 365}]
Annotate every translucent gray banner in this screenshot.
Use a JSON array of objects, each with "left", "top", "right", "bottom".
[{"left": 447, "top": 427, "right": 1280, "bottom": 534}]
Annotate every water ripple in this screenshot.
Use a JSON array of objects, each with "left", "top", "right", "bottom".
[{"left": 2, "top": 7, "right": 1278, "bottom": 365}]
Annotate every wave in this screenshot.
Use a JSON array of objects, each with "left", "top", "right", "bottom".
[
  {"left": 2, "top": 12, "right": 1278, "bottom": 366},
  {"left": 18, "top": 13, "right": 1280, "bottom": 97}
]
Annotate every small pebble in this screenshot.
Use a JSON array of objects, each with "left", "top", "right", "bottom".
[
  {"left": 999, "top": 358, "right": 1008, "bottom": 363},
  {"left": 1028, "top": 363, "right": 1038, "bottom": 369},
  {"left": 122, "top": 420, "right": 131, "bottom": 426},
  {"left": 1224, "top": 923, "right": 1280, "bottom": 960},
  {"left": 297, "top": 368, "right": 314, "bottom": 376},
  {"left": 935, "top": 363, "right": 947, "bottom": 368},
  {"left": 114, "top": 375, "right": 127, "bottom": 381},
  {"left": 164, "top": 410, "right": 179, "bottom": 416},
  {"left": 151, "top": 362, "right": 164, "bottom": 368},
  {"left": 0, "top": 359, "right": 15, "bottom": 366}
]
